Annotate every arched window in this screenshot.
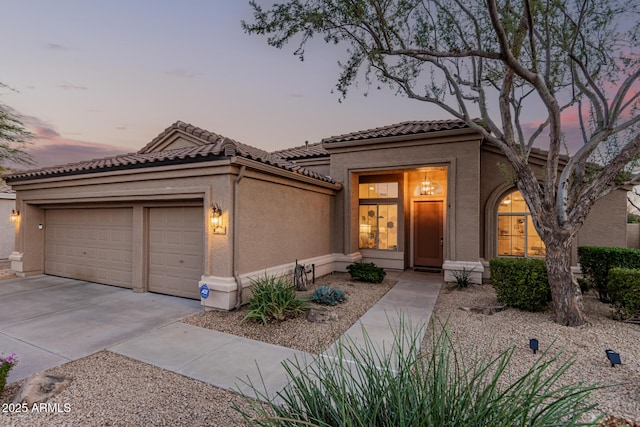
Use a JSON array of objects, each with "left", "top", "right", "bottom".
[{"left": 497, "top": 190, "right": 545, "bottom": 258}]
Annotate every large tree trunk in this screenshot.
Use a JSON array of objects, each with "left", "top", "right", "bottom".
[{"left": 545, "top": 238, "right": 587, "bottom": 326}]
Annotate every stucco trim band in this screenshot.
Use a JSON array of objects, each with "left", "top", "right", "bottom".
[{"left": 199, "top": 252, "right": 363, "bottom": 310}]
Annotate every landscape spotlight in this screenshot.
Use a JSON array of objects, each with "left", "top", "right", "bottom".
[
  {"left": 529, "top": 338, "right": 539, "bottom": 354},
  {"left": 605, "top": 349, "right": 621, "bottom": 367}
]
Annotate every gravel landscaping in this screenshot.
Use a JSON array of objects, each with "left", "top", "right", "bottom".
[
  {"left": 183, "top": 272, "right": 397, "bottom": 354},
  {"left": 1, "top": 270, "right": 639, "bottom": 426},
  {"left": 430, "top": 283, "right": 640, "bottom": 426}
]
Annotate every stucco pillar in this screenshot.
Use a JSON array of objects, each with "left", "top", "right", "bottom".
[{"left": 11, "top": 202, "right": 45, "bottom": 276}]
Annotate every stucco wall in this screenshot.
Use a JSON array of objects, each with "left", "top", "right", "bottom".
[
  {"left": 480, "top": 147, "right": 628, "bottom": 264},
  {"left": 236, "top": 172, "right": 334, "bottom": 274},
  {"left": 0, "top": 196, "right": 16, "bottom": 259},
  {"left": 9, "top": 160, "right": 338, "bottom": 285},
  {"left": 327, "top": 131, "right": 483, "bottom": 267},
  {"left": 576, "top": 189, "right": 628, "bottom": 250},
  {"left": 627, "top": 224, "right": 640, "bottom": 249}
]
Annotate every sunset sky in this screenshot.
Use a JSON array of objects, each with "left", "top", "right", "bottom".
[
  {"left": 0, "top": 1, "right": 617, "bottom": 170},
  {"left": 2, "top": 1, "right": 447, "bottom": 168}
]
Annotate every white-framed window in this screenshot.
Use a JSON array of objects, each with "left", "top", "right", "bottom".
[{"left": 497, "top": 190, "right": 545, "bottom": 257}]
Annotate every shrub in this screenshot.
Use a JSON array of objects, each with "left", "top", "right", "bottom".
[
  {"left": 578, "top": 246, "right": 640, "bottom": 302},
  {"left": 490, "top": 258, "right": 551, "bottom": 312},
  {"left": 450, "top": 266, "right": 477, "bottom": 288},
  {"left": 241, "top": 274, "right": 308, "bottom": 324},
  {"left": 310, "top": 285, "right": 347, "bottom": 306},
  {"left": 607, "top": 268, "right": 640, "bottom": 319},
  {"left": 235, "top": 319, "right": 602, "bottom": 426},
  {"left": 0, "top": 353, "right": 17, "bottom": 395},
  {"left": 346, "top": 262, "right": 386, "bottom": 283},
  {"left": 577, "top": 277, "right": 592, "bottom": 294}
]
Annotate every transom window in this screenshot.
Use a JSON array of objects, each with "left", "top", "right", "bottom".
[
  {"left": 497, "top": 190, "right": 545, "bottom": 258},
  {"left": 358, "top": 182, "right": 398, "bottom": 199}
]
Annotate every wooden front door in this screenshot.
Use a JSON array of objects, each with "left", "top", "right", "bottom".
[{"left": 414, "top": 201, "right": 444, "bottom": 267}]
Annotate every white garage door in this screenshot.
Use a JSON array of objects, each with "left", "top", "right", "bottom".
[
  {"left": 148, "top": 207, "right": 203, "bottom": 299},
  {"left": 45, "top": 208, "right": 133, "bottom": 288}
]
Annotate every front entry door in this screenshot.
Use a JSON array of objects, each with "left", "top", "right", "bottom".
[{"left": 414, "top": 201, "right": 444, "bottom": 267}]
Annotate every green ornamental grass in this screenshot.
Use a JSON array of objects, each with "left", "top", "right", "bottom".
[
  {"left": 236, "top": 319, "right": 602, "bottom": 426},
  {"left": 242, "top": 274, "right": 308, "bottom": 324}
]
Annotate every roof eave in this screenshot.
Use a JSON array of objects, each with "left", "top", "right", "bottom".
[
  {"left": 322, "top": 127, "right": 479, "bottom": 149},
  {"left": 233, "top": 157, "right": 341, "bottom": 191}
]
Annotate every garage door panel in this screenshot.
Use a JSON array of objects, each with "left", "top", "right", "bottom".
[
  {"left": 148, "top": 207, "right": 203, "bottom": 299},
  {"left": 45, "top": 208, "right": 133, "bottom": 288}
]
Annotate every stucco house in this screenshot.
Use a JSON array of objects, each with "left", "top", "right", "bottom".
[
  {"left": 3, "top": 120, "right": 627, "bottom": 310},
  {"left": 0, "top": 180, "right": 16, "bottom": 259}
]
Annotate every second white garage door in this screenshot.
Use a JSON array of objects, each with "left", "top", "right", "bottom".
[{"left": 148, "top": 207, "right": 204, "bottom": 299}]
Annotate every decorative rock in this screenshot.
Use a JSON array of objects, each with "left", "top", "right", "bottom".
[
  {"left": 459, "top": 305, "right": 507, "bottom": 315},
  {"left": 306, "top": 307, "right": 338, "bottom": 323},
  {"left": 12, "top": 373, "right": 72, "bottom": 405}
]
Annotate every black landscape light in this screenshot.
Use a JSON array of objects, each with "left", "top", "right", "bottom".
[
  {"left": 605, "top": 349, "right": 621, "bottom": 367},
  {"left": 529, "top": 338, "right": 539, "bottom": 354}
]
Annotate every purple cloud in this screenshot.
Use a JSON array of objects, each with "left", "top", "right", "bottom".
[
  {"left": 9, "top": 113, "right": 129, "bottom": 168},
  {"left": 59, "top": 84, "right": 88, "bottom": 91},
  {"left": 45, "top": 43, "right": 70, "bottom": 50},
  {"left": 28, "top": 143, "right": 127, "bottom": 168}
]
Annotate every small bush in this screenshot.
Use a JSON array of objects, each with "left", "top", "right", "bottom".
[
  {"left": 607, "top": 268, "right": 640, "bottom": 319},
  {"left": 242, "top": 274, "right": 308, "bottom": 324},
  {"left": 490, "top": 258, "right": 551, "bottom": 312},
  {"left": 235, "top": 319, "right": 602, "bottom": 426},
  {"left": 310, "top": 285, "right": 347, "bottom": 306},
  {"left": 577, "top": 277, "right": 592, "bottom": 294},
  {"left": 451, "top": 266, "right": 477, "bottom": 288},
  {"left": 0, "top": 353, "right": 17, "bottom": 395},
  {"left": 578, "top": 246, "right": 640, "bottom": 302},
  {"left": 347, "top": 262, "right": 386, "bottom": 283}
]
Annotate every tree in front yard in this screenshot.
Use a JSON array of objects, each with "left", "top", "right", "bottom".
[
  {"left": 1, "top": 82, "right": 34, "bottom": 173},
  {"left": 243, "top": 0, "right": 640, "bottom": 326}
]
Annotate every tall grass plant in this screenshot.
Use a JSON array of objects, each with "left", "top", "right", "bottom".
[{"left": 236, "top": 319, "right": 602, "bottom": 426}]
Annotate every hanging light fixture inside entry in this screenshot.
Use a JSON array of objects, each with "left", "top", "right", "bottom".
[{"left": 420, "top": 172, "right": 435, "bottom": 196}]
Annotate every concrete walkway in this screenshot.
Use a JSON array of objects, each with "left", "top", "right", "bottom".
[
  {"left": 110, "top": 270, "right": 443, "bottom": 400},
  {"left": 1, "top": 275, "right": 201, "bottom": 383}
]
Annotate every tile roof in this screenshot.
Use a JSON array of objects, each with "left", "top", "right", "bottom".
[
  {"left": 271, "top": 141, "right": 328, "bottom": 160},
  {"left": 0, "top": 180, "right": 13, "bottom": 194},
  {"left": 322, "top": 120, "right": 473, "bottom": 144},
  {"left": 3, "top": 121, "right": 336, "bottom": 184}
]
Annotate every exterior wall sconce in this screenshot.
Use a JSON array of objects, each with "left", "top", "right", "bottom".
[
  {"left": 9, "top": 209, "right": 20, "bottom": 223},
  {"left": 211, "top": 203, "right": 226, "bottom": 235}
]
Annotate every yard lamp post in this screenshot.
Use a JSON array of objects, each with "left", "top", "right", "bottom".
[{"left": 605, "top": 350, "right": 621, "bottom": 367}]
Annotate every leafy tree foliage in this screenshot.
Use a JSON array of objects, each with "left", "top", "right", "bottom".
[
  {"left": 1, "top": 83, "right": 34, "bottom": 173},
  {"left": 243, "top": 0, "right": 640, "bottom": 326}
]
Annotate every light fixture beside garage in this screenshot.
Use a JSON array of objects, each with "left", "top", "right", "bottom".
[
  {"left": 9, "top": 209, "right": 19, "bottom": 223},
  {"left": 211, "top": 203, "right": 226, "bottom": 235}
]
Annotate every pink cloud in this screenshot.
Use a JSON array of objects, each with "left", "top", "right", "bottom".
[
  {"left": 28, "top": 142, "right": 127, "bottom": 168},
  {"left": 15, "top": 114, "right": 129, "bottom": 168}
]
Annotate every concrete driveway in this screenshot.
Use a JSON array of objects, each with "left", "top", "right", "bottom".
[{"left": 0, "top": 275, "right": 201, "bottom": 384}]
